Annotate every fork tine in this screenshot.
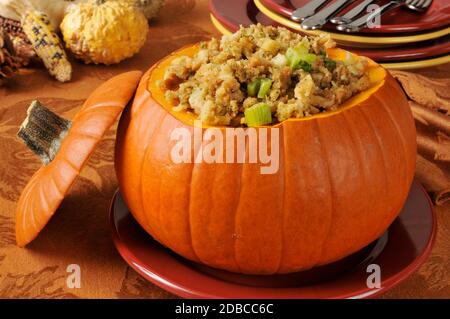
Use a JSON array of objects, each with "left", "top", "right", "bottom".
[
  {"left": 417, "top": 0, "right": 427, "bottom": 7},
  {"left": 407, "top": 0, "right": 421, "bottom": 7},
  {"left": 421, "top": 0, "right": 432, "bottom": 9}
]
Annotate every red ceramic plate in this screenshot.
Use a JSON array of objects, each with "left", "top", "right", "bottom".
[
  {"left": 110, "top": 180, "right": 436, "bottom": 299},
  {"left": 209, "top": 0, "right": 277, "bottom": 32},
  {"left": 262, "top": 0, "right": 450, "bottom": 34},
  {"left": 347, "top": 35, "right": 450, "bottom": 62},
  {"left": 209, "top": 0, "right": 450, "bottom": 62}
]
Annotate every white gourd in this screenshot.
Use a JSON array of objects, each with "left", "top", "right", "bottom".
[{"left": 0, "top": 0, "right": 79, "bottom": 28}]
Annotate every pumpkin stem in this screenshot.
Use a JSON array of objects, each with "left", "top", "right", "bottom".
[{"left": 17, "top": 100, "right": 71, "bottom": 165}]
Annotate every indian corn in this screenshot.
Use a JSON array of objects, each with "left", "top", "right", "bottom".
[{"left": 21, "top": 10, "right": 72, "bottom": 82}]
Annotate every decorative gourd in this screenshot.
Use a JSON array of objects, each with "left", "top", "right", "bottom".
[
  {"left": 122, "top": 0, "right": 164, "bottom": 20},
  {"left": 15, "top": 71, "right": 142, "bottom": 247},
  {"left": 115, "top": 45, "right": 417, "bottom": 274},
  {"left": 60, "top": 0, "right": 149, "bottom": 65},
  {"left": 0, "top": 0, "right": 163, "bottom": 31},
  {"left": 0, "top": 0, "right": 77, "bottom": 28}
]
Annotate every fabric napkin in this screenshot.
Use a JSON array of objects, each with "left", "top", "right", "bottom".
[{"left": 391, "top": 71, "right": 450, "bottom": 205}]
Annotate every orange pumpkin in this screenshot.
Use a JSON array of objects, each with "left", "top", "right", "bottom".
[
  {"left": 115, "top": 46, "right": 416, "bottom": 274},
  {"left": 16, "top": 71, "right": 142, "bottom": 247}
]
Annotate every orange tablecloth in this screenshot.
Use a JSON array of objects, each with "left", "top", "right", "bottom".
[{"left": 0, "top": 0, "right": 449, "bottom": 298}]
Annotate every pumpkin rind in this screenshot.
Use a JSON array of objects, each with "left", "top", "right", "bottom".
[
  {"left": 115, "top": 48, "right": 416, "bottom": 274},
  {"left": 16, "top": 71, "right": 142, "bottom": 247}
]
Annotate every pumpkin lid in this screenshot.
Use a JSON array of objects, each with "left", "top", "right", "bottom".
[{"left": 15, "top": 71, "right": 143, "bottom": 247}]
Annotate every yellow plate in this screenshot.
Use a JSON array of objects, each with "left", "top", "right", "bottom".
[
  {"left": 254, "top": 0, "right": 450, "bottom": 47},
  {"left": 380, "top": 55, "right": 450, "bottom": 70},
  {"left": 210, "top": 14, "right": 450, "bottom": 70},
  {"left": 211, "top": 14, "right": 233, "bottom": 36}
]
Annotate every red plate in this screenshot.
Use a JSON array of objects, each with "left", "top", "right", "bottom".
[
  {"left": 262, "top": 0, "right": 450, "bottom": 34},
  {"left": 110, "top": 180, "right": 436, "bottom": 299},
  {"left": 209, "top": 0, "right": 450, "bottom": 62}
]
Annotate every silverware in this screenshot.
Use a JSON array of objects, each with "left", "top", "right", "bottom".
[
  {"left": 407, "top": 0, "right": 433, "bottom": 11},
  {"left": 291, "top": 0, "right": 329, "bottom": 22},
  {"left": 337, "top": 0, "right": 433, "bottom": 32},
  {"left": 330, "top": 0, "right": 378, "bottom": 25},
  {"left": 301, "top": 0, "right": 355, "bottom": 30}
]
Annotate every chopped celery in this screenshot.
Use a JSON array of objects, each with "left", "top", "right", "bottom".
[
  {"left": 295, "top": 44, "right": 309, "bottom": 54},
  {"left": 257, "top": 79, "right": 272, "bottom": 98},
  {"left": 247, "top": 79, "right": 261, "bottom": 97},
  {"left": 244, "top": 103, "right": 272, "bottom": 127},
  {"left": 271, "top": 53, "right": 287, "bottom": 67},
  {"left": 285, "top": 45, "right": 308, "bottom": 62},
  {"left": 285, "top": 46, "right": 317, "bottom": 71},
  {"left": 302, "top": 53, "right": 317, "bottom": 64},
  {"left": 286, "top": 47, "right": 301, "bottom": 69}
]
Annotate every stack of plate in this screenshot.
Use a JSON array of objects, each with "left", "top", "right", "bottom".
[{"left": 208, "top": 0, "right": 450, "bottom": 70}]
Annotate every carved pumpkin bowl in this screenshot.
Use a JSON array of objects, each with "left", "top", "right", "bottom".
[
  {"left": 16, "top": 43, "right": 417, "bottom": 276},
  {"left": 114, "top": 45, "right": 417, "bottom": 275}
]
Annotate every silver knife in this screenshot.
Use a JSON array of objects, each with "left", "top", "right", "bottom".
[
  {"left": 330, "top": 0, "right": 377, "bottom": 25},
  {"left": 291, "top": 0, "right": 330, "bottom": 22},
  {"left": 301, "top": 0, "right": 355, "bottom": 30}
]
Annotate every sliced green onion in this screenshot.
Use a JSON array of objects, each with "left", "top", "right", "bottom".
[
  {"left": 257, "top": 79, "right": 272, "bottom": 98},
  {"left": 244, "top": 103, "right": 272, "bottom": 127},
  {"left": 247, "top": 79, "right": 261, "bottom": 97},
  {"left": 298, "top": 61, "right": 312, "bottom": 72},
  {"left": 324, "top": 58, "right": 337, "bottom": 71}
]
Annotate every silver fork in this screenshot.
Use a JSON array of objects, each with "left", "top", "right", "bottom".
[
  {"left": 337, "top": 0, "right": 433, "bottom": 32},
  {"left": 301, "top": 0, "right": 356, "bottom": 30},
  {"left": 331, "top": 0, "right": 378, "bottom": 25}
]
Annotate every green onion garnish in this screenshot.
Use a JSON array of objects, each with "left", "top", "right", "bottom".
[
  {"left": 244, "top": 103, "right": 272, "bottom": 127},
  {"left": 324, "top": 58, "right": 337, "bottom": 71},
  {"left": 298, "top": 61, "right": 312, "bottom": 72}
]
